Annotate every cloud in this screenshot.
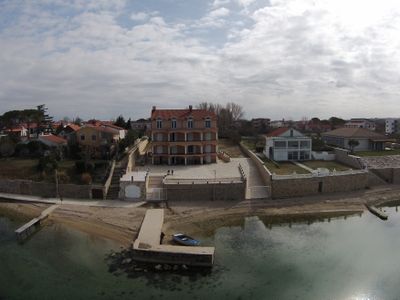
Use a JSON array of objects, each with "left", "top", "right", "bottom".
[
  {"left": 211, "top": 0, "right": 231, "bottom": 9},
  {"left": 130, "top": 12, "right": 149, "bottom": 21},
  {"left": 1, "top": 0, "right": 400, "bottom": 120}
]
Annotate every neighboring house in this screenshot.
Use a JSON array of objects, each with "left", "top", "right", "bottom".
[
  {"left": 150, "top": 105, "right": 218, "bottom": 165},
  {"left": 263, "top": 127, "right": 312, "bottom": 161},
  {"left": 38, "top": 134, "right": 67, "bottom": 148},
  {"left": 76, "top": 125, "right": 122, "bottom": 158},
  {"left": 4, "top": 123, "right": 39, "bottom": 140},
  {"left": 251, "top": 118, "right": 270, "bottom": 130},
  {"left": 385, "top": 118, "right": 400, "bottom": 135},
  {"left": 344, "top": 118, "right": 376, "bottom": 131},
  {"left": 270, "top": 119, "right": 288, "bottom": 129},
  {"left": 321, "top": 127, "right": 392, "bottom": 151},
  {"left": 131, "top": 118, "right": 151, "bottom": 132},
  {"left": 57, "top": 123, "right": 80, "bottom": 145}
]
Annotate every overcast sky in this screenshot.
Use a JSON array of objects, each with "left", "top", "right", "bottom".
[{"left": 1, "top": 0, "right": 400, "bottom": 121}]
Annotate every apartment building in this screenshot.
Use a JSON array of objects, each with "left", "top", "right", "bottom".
[
  {"left": 150, "top": 106, "right": 218, "bottom": 165},
  {"left": 385, "top": 118, "right": 400, "bottom": 135}
]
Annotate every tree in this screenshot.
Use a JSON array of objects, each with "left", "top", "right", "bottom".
[
  {"left": 73, "top": 117, "right": 82, "bottom": 125},
  {"left": 37, "top": 104, "right": 53, "bottom": 134},
  {"left": 125, "top": 118, "right": 132, "bottom": 130},
  {"left": 114, "top": 115, "right": 126, "bottom": 128},
  {"left": 329, "top": 117, "right": 346, "bottom": 128},
  {"left": 348, "top": 139, "right": 359, "bottom": 153}
]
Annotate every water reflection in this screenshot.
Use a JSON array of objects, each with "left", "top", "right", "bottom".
[{"left": 1, "top": 205, "right": 400, "bottom": 300}]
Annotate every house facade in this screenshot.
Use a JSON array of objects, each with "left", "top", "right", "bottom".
[
  {"left": 150, "top": 106, "right": 218, "bottom": 165},
  {"left": 321, "top": 127, "right": 391, "bottom": 151},
  {"left": 76, "top": 125, "right": 123, "bottom": 158},
  {"left": 263, "top": 128, "right": 312, "bottom": 161},
  {"left": 344, "top": 118, "right": 376, "bottom": 131},
  {"left": 385, "top": 118, "right": 400, "bottom": 135}
]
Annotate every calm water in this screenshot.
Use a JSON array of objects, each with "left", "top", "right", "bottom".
[{"left": 1, "top": 205, "right": 400, "bottom": 300}]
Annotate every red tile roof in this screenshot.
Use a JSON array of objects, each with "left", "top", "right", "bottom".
[
  {"left": 151, "top": 108, "right": 217, "bottom": 120},
  {"left": 66, "top": 124, "right": 80, "bottom": 131},
  {"left": 322, "top": 127, "right": 387, "bottom": 139},
  {"left": 266, "top": 127, "right": 290, "bottom": 137},
  {"left": 40, "top": 134, "right": 67, "bottom": 145}
]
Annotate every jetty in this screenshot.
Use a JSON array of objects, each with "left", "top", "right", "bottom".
[
  {"left": 15, "top": 204, "right": 59, "bottom": 241},
  {"left": 365, "top": 204, "right": 388, "bottom": 220},
  {"left": 132, "top": 209, "right": 215, "bottom": 267}
]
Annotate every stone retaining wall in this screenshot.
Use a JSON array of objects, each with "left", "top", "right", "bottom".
[
  {"left": 271, "top": 172, "right": 369, "bottom": 199},
  {"left": 165, "top": 181, "right": 246, "bottom": 201},
  {"left": 334, "top": 148, "right": 364, "bottom": 169},
  {"left": 0, "top": 179, "right": 93, "bottom": 199}
]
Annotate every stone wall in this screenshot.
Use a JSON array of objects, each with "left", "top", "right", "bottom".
[
  {"left": 165, "top": 181, "right": 246, "bottom": 201},
  {"left": 239, "top": 143, "right": 272, "bottom": 186},
  {"left": 368, "top": 168, "right": 400, "bottom": 185},
  {"left": 0, "top": 179, "right": 93, "bottom": 199},
  {"left": 271, "top": 172, "right": 368, "bottom": 199},
  {"left": 334, "top": 148, "right": 364, "bottom": 169}
]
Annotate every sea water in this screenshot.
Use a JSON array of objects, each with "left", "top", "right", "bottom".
[{"left": 1, "top": 205, "right": 400, "bottom": 300}]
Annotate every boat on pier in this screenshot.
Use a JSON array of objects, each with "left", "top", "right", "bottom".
[{"left": 132, "top": 209, "right": 214, "bottom": 267}]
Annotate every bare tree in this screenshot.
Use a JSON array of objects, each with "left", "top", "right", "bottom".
[{"left": 226, "top": 102, "right": 244, "bottom": 121}]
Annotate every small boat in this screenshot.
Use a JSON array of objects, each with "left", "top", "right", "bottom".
[{"left": 172, "top": 233, "right": 200, "bottom": 246}]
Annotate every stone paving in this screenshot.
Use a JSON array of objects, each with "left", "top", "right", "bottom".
[{"left": 360, "top": 155, "right": 400, "bottom": 169}]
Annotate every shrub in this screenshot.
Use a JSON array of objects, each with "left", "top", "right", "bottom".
[
  {"left": 57, "top": 171, "right": 70, "bottom": 184},
  {"left": 81, "top": 172, "right": 92, "bottom": 185},
  {"left": 37, "top": 156, "right": 58, "bottom": 173}
]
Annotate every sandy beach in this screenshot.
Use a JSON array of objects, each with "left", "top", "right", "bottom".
[{"left": 1, "top": 185, "right": 400, "bottom": 246}]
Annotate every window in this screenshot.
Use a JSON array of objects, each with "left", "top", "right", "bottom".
[
  {"left": 80, "top": 135, "right": 85, "bottom": 141},
  {"left": 288, "top": 151, "right": 299, "bottom": 160},
  {"left": 205, "top": 118, "right": 211, "bottom": 128},
  {"left": 205, "top": 132, "right": 211, "bottom": 141},
  {"left": 288, "top": 141, "right": 298, "bottom": 148},
  {"left": 157, "top": 133, "right": 163, "bottom": 141},
  {"left": 170, "top": 133, "right": 176, "bottom": 141},
  {"left": 300, "top": 151, "right": 310, "bottom": 160},
  {"left": 274, "top": 141, "right": 286, "bottom": 148},
  {"left": 187, "top": 145, "right": 194, "bottom": 154},
  {"left": 156, "top": 118, "right": 162, "bottom": 129},
  {"left": 187, "top": 133, "right": 193, "bottom": 141},
  {"left": 171, "top": 118, "right": 177, "bottom": 129},
  {"left": 187, "top": 117, "right": 193, "bottom": 129},
  {"left": 92, "top": 135, "right": 96, "bottom": 141},
  {"left": 300, "top": 141, "right": 310, "bottom": 148}
]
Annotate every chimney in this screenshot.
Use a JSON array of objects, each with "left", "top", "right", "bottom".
[
  {"left": 152, "top": 106, "right": 156, "bottom": 112},
  {"left": 189, "top": 105, "right": 193, "bottom": 112}
]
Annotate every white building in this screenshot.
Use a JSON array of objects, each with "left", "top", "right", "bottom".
[
  {"left": 263, "top": 128, "right": 312, "bottom": 161},
  {"left": 385, "top": 118, "right": 400, "bottom": 134},
  {"left": 344, "top": 118, "right": 376, "bottom": 131}
]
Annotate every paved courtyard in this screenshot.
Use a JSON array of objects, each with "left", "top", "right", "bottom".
[{"left": 135, "top": 157, "right": 269, "bottom": 199}]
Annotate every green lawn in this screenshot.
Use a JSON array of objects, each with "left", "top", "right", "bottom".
[
  {"left": 301, "top": 160, "right": 351, "bottom": 171},
  {"left": 356, "top": 150, "right": 400, "bottom": 157},
  {"left": 0, "top": 158, "right": 108, "bottom": 184},
  {"left": 263, "top": 160, "right": 310, "bottom": 175},
  {"left": 0, "top": 159, "right": 39, "bottom": 180}
]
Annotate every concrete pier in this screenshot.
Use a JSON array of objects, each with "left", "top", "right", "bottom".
[
  {"left": 365, "top": 204, "right": 388, "bottom": 220},
  {"left": 132, "top": 209, "right": 215, "bottom": 267},
  {"left": 15, "top": 204, "right": 59, "bottom": 241}
]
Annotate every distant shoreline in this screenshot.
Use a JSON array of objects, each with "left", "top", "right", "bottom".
[{"left": 1, "top": 186, "right": 400, "bottom": 245}]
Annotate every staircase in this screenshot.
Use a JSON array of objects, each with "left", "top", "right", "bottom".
[
  {"left": 106, "top": 164, "right": 126, "bottom": 200},
  {"left": 146, "top": 176, "right": 165, "bottom": 201}
]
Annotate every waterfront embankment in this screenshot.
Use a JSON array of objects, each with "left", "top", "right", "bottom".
[{"left": 1, "top": 185, "right": 400, "bottom": 244}]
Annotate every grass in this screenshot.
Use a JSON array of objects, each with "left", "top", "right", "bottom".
[
  {"left": 0, "top": 158, "right": 39, "bottom": 180},
  {"left": 218, "top": 138, "right": 244, "bottom": 158},
  {"left": 262, "top": 160, "right": 310, "bottom": 175},
  {"left": 356, "top": 149, "right": 400, "bottom": 157},
  {"left": 301, "top": 160, "right": 351, "bottom": 171},
  {"left": 0, "top": 158, "right": 109, "bottom": 184}
]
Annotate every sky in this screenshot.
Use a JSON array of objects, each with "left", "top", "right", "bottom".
[{"left": 0, "top": 0, "right": 400, "bottom": 121}]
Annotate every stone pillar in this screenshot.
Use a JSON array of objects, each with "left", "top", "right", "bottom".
[
  {"left": 184, "top": 157, "right": 187, "bottom": 165},
  {"left": 200, "top": 132, "right": 203, "bottom": 141}
]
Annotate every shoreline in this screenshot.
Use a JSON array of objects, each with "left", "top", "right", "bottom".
[{"left": 1, "top": 185, "right": 400, "bottom": 246}]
